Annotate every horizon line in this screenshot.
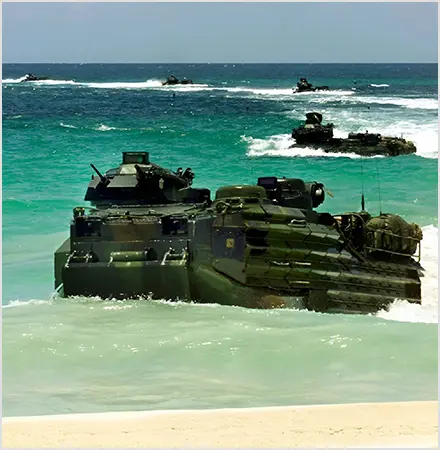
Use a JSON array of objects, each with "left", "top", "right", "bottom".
[{"left": 3, "top": 61, "right": 438, "bottom": 65}]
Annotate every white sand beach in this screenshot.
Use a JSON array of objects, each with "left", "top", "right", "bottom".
[{"left": 2, "top": 400, "right": 438, "bottom": 448}]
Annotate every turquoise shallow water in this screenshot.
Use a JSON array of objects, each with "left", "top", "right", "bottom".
[{"left": 2, "top": 64, "right": 438, "bottom": 417}]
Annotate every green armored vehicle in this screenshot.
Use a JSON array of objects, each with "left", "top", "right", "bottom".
[
  {"left": 54, "top": 151, "right": 424, "bottom": 314},
  {"left": 293, "top": 77, "right": 330, "bottom": 93},
  {"left": 290, "top": 112, "right": 417, "bottom": 157}
]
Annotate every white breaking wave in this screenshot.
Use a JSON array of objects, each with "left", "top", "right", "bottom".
[
  {"left": 376, "top": 225, "right": 438, "bottom": 324},
  {"left": 34, "top": 79, "right": 77, "bottom": 86},
  {"left": 95, "top": 124, "right": 123, "bottom": 132},
  {"left": 164, "top": 84, "right": 213, "bottom": 92},
  {"left": 304, "top": 93, "right": 438, "bottom": 110},
  {"left": 59, "top": 122, "right": 154, "bottom": 132},
  {"left": 375, "top": 124, "right": 438, "bottom": 159},
  {"left": 2, "top": 77, "right": 355, "bottom": 99},
  {"left": 1, "top": 77, "right": 209, "bottom": 90},
  {"left": 86, "top": 80, "right": 210, "bottom": 90},
  {"left": 82, "top": 83, "right": 352, "bottom": 96},
  {"left": 408, "top": 128, "right": 438, "bottom": 159},
  {"left": 225, "top": 88, "right": 355, "bottom": 101},
  {"left": 2, "top": 76, "right": 436, "bottom": 112},
  {"left": 2, "top": 299, "right": 53, "bottom": 309},
  {"left": 360, "top": 96, "right": 438, "bottom": 110},
  {"left": 2, "top": 76, "right": 28, "bottom": 83},
  {"left": 291, "top": 89, "right": 356, "bottom": 96},
  {"left": 59, "top": 122, "right": 77, "bottom": 129},
  {"left": 86, "top": 80, "right": 163, "bottom": 89},
  {"left": 226, "top": 87, "right": 293, "bottom": 96},
  {"left": 2, "top": 77, "right": 76, "bottom": 85}
]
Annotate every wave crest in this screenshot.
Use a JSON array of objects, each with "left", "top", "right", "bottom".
[{"left": 376, "top": 225, "right": 438, "bottom": 324}]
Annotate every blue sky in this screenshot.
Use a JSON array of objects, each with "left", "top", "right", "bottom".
[{"left": 2, "top": 2, "right": 438, "bottom": 63}]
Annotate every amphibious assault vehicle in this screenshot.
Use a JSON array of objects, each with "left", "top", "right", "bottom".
[
  {"left": 290, "top": 112, "right": 417, "bottom": 157},
  {"left": 54, "top": 151, "right": 424, "bottom": 314},
  {"left": 162, "top": 75, "right": 194, "bottom": 86},
  {"left": 21, "top": 73, "right": 49, "bottom": 82},
  {"left": 293, "top": 78, "right": 330, "bottom": 93}
]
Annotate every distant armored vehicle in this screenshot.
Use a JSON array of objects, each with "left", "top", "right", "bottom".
[
  {"left": 293, "top": 77, "right": 330, "bottom": 93},
  {"left": 290, "top": 112, "right": 417, "bottom": 156},
  {"left": 54, "top": 151, "right": 423, "bottom": 314},
  {"left": 162, "top": 75, "right": 194, "bottom": 86},
  {"left": 21, "top": 73, "right": 49, "bottom": 82}
]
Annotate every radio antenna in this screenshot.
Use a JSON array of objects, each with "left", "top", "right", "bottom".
[
  {"left": 360, "top": 154, "right": 365, "bottom": 211},
  {"left": 375, "top": 160, "right": 383, "bottom": 215},
  {"left": 357, "top": 106, "right": 366, "bottom": 212}
]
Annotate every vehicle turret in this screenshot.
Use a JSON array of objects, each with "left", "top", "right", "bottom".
[
  {"left": 257, "top": 177, "right": 325, "bottom": 209},
  {"left": 84, "top": 151, "right": 206, "bottom": 207},
  {"left": 292, "top": 112, "right": 334, "bottom": 144}
]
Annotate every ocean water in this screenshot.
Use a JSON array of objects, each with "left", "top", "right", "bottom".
[{"left": 2, "top": 63, "right": 438, "bottom": 417}]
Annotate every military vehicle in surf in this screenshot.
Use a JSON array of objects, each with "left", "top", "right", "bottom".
[
  {"left": 293, "top": 77, "right": 330, "bottom": 93},
  {"left": 162, "top": 75, "right": 194, "bottom": 86},
  {"left": 290, "top": 112, "right": 417, "bottom": 157},
  {"left": 54, "top": 151, "right": 424, "bottom": 314},
  {"left": 21, "top": 73, "right": 49, "bottom": 82}
]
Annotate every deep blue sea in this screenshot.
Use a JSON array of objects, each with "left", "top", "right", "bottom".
[{"left": 2, "top": 63, "right": 438, "bottom": 417}]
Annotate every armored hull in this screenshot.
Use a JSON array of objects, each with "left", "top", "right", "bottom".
[
  {"left": 293, "top": 77, "right": 330, "bottom": 93},
  {"left": 54, "top": 152, "right": 424, "bottom": 314},
  {"left": 21, "top": 73, "right": 49, "bottom": 82},
  {"left": 162, "top": 75, "right": 193, "bottom": 86},
  {"left": 290, "top": 112, "right": 417, "bottom": 157},
  {"left": 293, "top": 86, "right": 330, "bottom": 93},
  {"left": 290, "top": 136, "right": 417, "bottom": 157}
]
